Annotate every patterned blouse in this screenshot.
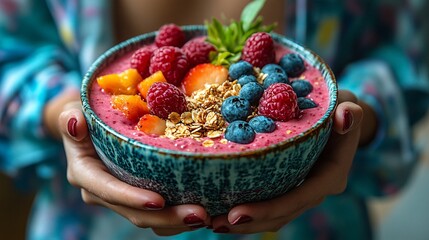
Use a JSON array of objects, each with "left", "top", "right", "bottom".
[{"left": 1, "top": 0, "right": 427, "bottom": 239}]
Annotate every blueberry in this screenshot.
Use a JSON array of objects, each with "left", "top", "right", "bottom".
[
  {"left": 229, "top": 61, "right": 254, "bottom": 80},
  {"left": 221, "top": 96, "right": 252, "bottom": 123},
  {"left": 225, "top": 120, "right": 256, "bottom": 144},
  {"left": 249, "top": 116, "right": 276, "bottom": 133},
  {"left": 298, "top": 97, "right": 318, "bottom": 109},
  {"left": 239, "top": 82, "right": 264, "bottom": 106},
  {"left": 261, "top": 64, "right": 286, "bottom": 75},
  {"left": 279, "top": 53, "right": 306, "bottom": 77},
  {"left": 237, "top": 75, "right": 257, "bottom": 86},
  {"left": 291, "top": 79, "right": 313, "bottom": 97},
  {"left": 263, "top": 72, "right": 289, "bottom": 89}
]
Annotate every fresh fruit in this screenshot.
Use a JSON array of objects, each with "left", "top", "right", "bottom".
[
  {"left": 291, "top": 79, "right": 313, "bottom": 97},
  {"left": 224, "top": 120, "right": 256, "bottom": 144},
  {"left": 136, "top": 114, "right": 167, "bottom": 135},
  {"left": 97, "top": 68, "right": 143, "bottom": 95},
  {"left": 298, "top": 97, "right": 318, "bottom": 109},
  {"left": 228, "top": 61, "right": 254, "bottom": 80},
  {"left": 182, "top": 37, "right": 216, "bottom": 67},
  {"left": 130, "top": 46, "right": 156, "bottom": 78},
  {"left": 241, "top": 32, "right": 275, "bottom": 68},
  {"left": 261, "top": 63, "right": 286, "bottom": 75},
  {"left": 248, "top": 116, "right": 276, "bottom": 133},
  {"left": 239, "top": 81, "right": 264, "bottom": 106},
  {"left": 279, "top": 53, "right": 306, "bottom": 77},
  {"left": 221, "top": 96, "right": 252, "bottom": 123},
  {"left": 263, "top": 72, "right": 289, "bottom": 89},
  {"left": 181, "top": 63, "right": 228, "bottom": 96},
  {"left": 155, "top": 24, "right": 185, "bottom": 48},
  {"left": 258, "top": 83, "right": 299, "bottom": 122},
  {"left": 137, "top": 71, "right": 167, "bottom": 100},
  {"left": 205, "top": 0, "right": 275, "bottom": 67},
  {"left": 111, "top": 95, "right": 150, "bottom": 121},
  {"left": 149, "top": 46, "right": 189, "bottom": 86},
  {"left": 237, "top": 75, "right": 258, "bottom": 86},
  {"left": 146, "top": 82, "right": 188, "bottom": 119}
]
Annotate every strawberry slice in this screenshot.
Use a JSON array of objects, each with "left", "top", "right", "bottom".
[
  {"left": 181, "top": 63, "right": 228, "bottom": 96},
  {"left": 136, "top": 114, "right": 167, "bottom": 135},
  {"left": 111, "top": 95, "right": 150, "bottom": 122}
]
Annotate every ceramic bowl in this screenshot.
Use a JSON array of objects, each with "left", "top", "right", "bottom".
[{"left": 81, "top": 25, "right": 337, "bottom": 216}]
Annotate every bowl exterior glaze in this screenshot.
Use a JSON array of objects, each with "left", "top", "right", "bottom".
[{"left": 81, "top": 26, "right": 337, "bottom": 216}]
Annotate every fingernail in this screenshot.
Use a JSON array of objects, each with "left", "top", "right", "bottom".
[
  {"left": 143, "top": 202, "right": 163, "bottom": 210},
  {"left": 231, "top": 215, "right": 253, "bottom": 225},
  {"left": 343, "top": 110, "right": 353, "bottom": 132},
  {"left": 67, "top": 117, "right": 77, "bottom": 137},
  {"left": 183, "top": 213, "right": 204, "bottom": 227},
  {"left": 213, "top": 226, "right": 230, "bottom": 233}
]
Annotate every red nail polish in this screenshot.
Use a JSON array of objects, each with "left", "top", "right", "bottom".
[
  {"left": 67, "top": 118, "right": 77, "bottom": 137},
  {"left": 143, "top": 202, "right": 163, "bottom": 210},
  {"left": 213, "top": 226, "right": 230, "bottom": 233},
  {"left": 183, "top": 213, "right": 204, "bottom": 227},
  {"left": 231, "top": 215, "right": 252, "bottom": 225},
  {"left": 343, "top": 110, "right": 353, "bottom": 132}
]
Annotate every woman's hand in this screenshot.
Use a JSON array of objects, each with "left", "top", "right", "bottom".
[
  {"left": 56, "top": 97, "right": 210, "bottom": 236},
  {"left": 210, "top": 90, "right": 365, "bottom": 234}
]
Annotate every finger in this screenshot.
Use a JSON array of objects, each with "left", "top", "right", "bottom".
[
  {"left": 81, "top": 189, "right": 210, "bottom": 229},
  {"left": 333, "top": 101, "right": 363, "bottom": 134},
  {"left": 60, "top": 109, "right": 166, "bottom": 210},
  {"left": 212, "top": 213, "right": 296, "bottom": 234}
]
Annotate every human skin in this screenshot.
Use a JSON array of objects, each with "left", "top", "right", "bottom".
[{"left": 41, "top": 88, "right": 374, "bottom": 235}]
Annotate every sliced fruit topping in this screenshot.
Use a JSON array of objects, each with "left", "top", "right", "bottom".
[
  {"left": 111, "top": 95, "right": 150, "bottom": 122},
  {"left": 97, "top": 68, "right": 143, "bottom": 95},
  {"left": 137, "top": 71, "right": 167, "bottom": 100},
  {"left": 181, "top": 63, "right": 228, "bottom": 96},
  {"left": 146, "top": 82, "right": 188, "bottom": 119},
  {"left": 136, "top": 114, "right": 167, "bottom": 135}
]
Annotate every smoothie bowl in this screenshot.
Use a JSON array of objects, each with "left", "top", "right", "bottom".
[{"left": 81, "top": 23, "right": 337, "bottom": 216}]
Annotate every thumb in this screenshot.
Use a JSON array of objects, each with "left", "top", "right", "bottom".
[{"left": 59, "top": 101, "right": 89, "bottom": 142}]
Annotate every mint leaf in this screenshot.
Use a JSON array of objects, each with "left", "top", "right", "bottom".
[{"left": 240, "top": 0, "right": 266, "bottom": 31}]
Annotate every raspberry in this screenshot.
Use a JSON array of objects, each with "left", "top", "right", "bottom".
[
  {"left": 182, "top": 37, "right": 216, "bottom": 67},
  {"left": 146, "top": 82, "right": 188, "bottom": 119},
  {"left": 149, "top": 46, "right": 190, "bottom": 86},
  {"left": 258, "top": 83, "right": 299, "bottom": 122},
  {"left": 130, "top": 46, "right": 156, "bottom": 78},
  {"left": 241, "top": 32, "right": 275, "bottom": 68},
  {"left": 155, "top": 24, "right": 186, "bottom": 48}
]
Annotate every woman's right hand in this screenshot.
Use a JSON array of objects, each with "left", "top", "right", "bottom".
[{"left": 58, "top": 100, "right": 211, "bottom": 236}]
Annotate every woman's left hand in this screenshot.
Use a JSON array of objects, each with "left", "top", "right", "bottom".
[{"left": 210, "top": 90, "right": 364, "bottom": 233}]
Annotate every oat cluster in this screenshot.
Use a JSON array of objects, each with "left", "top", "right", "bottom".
[{"left": 165, "top": 81, "right": 241, "bottom": 141}]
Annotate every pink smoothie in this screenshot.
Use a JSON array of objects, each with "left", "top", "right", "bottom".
[{"left": 89, "top": 43, "right": 330, "bottom": 153}]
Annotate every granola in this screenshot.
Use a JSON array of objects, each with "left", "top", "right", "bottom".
[{"left": 165, "top": 80, "right": 241, "bottom": 140}]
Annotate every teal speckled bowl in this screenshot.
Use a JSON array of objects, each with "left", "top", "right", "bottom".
[{"left": 81, "top": 25, "right": 337, "bottom": 216}]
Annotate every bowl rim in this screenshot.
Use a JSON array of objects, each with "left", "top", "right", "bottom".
[{"left": 81, "top": 25, "right": 338, "bottom": 159}]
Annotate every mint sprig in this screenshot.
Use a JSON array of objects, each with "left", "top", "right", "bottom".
[{"left": 206, "top": 0, "right": 276, "bottom": 67}]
